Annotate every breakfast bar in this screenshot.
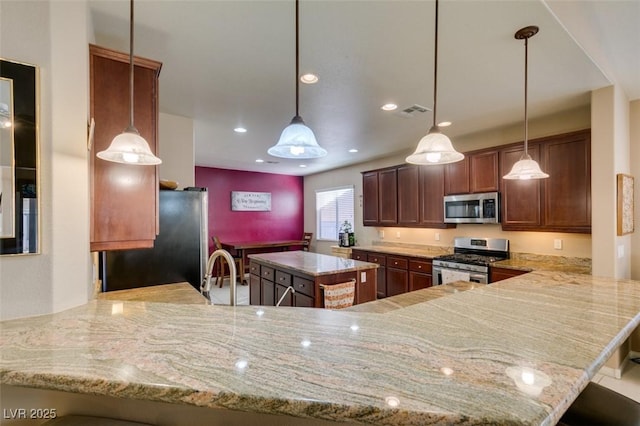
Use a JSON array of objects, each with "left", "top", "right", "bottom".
[{"left": 2, "top": 271, "right": 640, "bottom": 425}]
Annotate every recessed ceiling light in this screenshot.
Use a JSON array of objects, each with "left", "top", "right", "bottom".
[
  {"left": 300, "top": 73, "right": 318, "bottom": 84},
  {"left": 438, "top": 121, "right": 452, "bottom": 127},
  {"left": 234, "top": 127, "right": 247, "bottom": 133},
  {"left": 349, "top": 149, "right": 358, "bottom": 153},
  {"left": 255, "top": 159, "right": 264, "bottom": 163},
  {"left": 381, "top": 103, "right": 398, "bottom": 111}
]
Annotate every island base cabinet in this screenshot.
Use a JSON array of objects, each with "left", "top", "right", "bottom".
[{"left": 250, "top": 259, "right": 376, "bottom": 308}]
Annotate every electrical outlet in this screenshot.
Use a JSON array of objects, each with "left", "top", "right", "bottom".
[
  {"left": 618, "top": 245, "right": 625, "bottom": 258},
  {"left": 553, "top": 239, "right": 562, "bottom": 250},
  {"left": 396, "top": 231, "right": 401, "bottom": 238},
  {"left": 379, "top": 230, "right": 384, "bottom": 239},
  {"left": 361, "top": 272, "right": 367, "bottom": 282},
  {"left": 435, "top": 232, "right": 440, "bottom": 241}
]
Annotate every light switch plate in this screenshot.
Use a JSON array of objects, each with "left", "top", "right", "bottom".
[
  {"left": 361, "top": 272, "right": 366, "bottom": 282},
  {"left": 554, "top": 239, "right": 562, "bottom": 250}
]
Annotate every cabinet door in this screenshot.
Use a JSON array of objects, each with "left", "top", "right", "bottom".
[
  {"left": 90, "top": 45, "right": 162, "bottom": 251},
  {"left": 419, "top": 164, "right": 450, "bottom": 227},
  {"left": 386, "top": 267, "right": 408, "bottom": 297},
  {"left": 379, "top": 169, "right": 398, "bottom": 224},
  {"left": 262, "top": 279, "right": 275, "bottom": 306},
  {"left": 470, "top": 150, "right": 499, "bottom": 193},
  {"left": 500, "top": 144, "right": 542, "bottom": 230},
  {"left": 275, "top": 284, "right": 293, "bottom": 307},
  {"left": 397, "top": 165, "right": 419, "bottom": 226},
  {"left": 409, "top": 271, "right": 432, "bottom": 291},
  {"left": 362, "top": 172, "right": 379, "bottom": 226},
  {"left": 366, "top": 253, "right": 387, "bottom": 299},
  {"left": 294, "top": 293, "right": 315, "bottom": 308},
  {"left": 542, "top": 132, "right": 591, "bottom": 232},
  {"left": 444, "top": 157, "right": 470, "bottom": 195},
  {"left": 490, "top": 267, "right": 529, "bottom": 283},
  {"left": 249, "top": 273, "right": 261, "bottom": 305}
]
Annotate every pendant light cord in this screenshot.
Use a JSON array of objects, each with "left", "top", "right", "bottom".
[
  {"left": 432, "top": 0, "right": 439, "bottom": 127},
  {"left": 295, "top": 0, "right": 300, "bottom": 118},
  {"left": 129, "top": 0, "right": 136, "bottom": 130},
  {"left": 523, "top": 35, "right": 529, "bottom": 155}
]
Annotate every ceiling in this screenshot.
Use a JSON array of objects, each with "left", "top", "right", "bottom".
[{"left": 89, "top": 0, "right": 639, "bottom": 177}]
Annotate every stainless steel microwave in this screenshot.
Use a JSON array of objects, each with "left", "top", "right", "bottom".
[{"left": 443, "top": 192, "right": 500, "bottom": 224}]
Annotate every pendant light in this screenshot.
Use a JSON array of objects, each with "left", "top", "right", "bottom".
[
  {"left": 406, "top": 0, "right": 463, "bottom": 166},
  {"left": 503, "top": 26, "right": 548, "bottom": 180},
  {"left": 97, "top": 0, "right": 161, "bottom": 165},
  {"left": 268, "top": 0, "right": 327, "bottom": 159}
]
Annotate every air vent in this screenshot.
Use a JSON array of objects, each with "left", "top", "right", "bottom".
[{"left": 395, "top": 104, "right": 431, "bottom": 119}]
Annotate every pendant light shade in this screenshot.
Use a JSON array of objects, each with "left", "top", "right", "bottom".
[
  {"left": 97, "top": 0, "right": 161, "bottom": 166},
  {"left": 503, "top": 26, "right": 547, "bottom": 180},
  {"left": 406, "top": 0, "right": 463, "bottom": 166},
  {"left": 268, "top": 0, "right": 326, "bottom": 159}
]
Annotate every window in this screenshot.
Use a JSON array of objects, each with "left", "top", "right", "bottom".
[{"left": 316, "top": 186, "right": 354, "bottom": 241}]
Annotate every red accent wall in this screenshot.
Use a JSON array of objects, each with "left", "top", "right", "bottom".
[{"left": 195, "top": 167, "right": 304, "bottom": 252}]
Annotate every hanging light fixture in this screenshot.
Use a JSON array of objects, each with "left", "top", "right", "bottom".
[
  {"left": 406, "top": 0, "right": 463, "bottom": 166},
  {"left": 503, "top": 26, "right": 548, "bottom": 180},
  {"left": 97, "top": 0, "right": 161, "bottom": 165},
  {"left": 268, "top": 0, "right": 327, "bottom": 159}
]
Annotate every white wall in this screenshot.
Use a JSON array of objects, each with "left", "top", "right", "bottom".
[
  {"left": 0, "top": 1, "right": 91, "bottom": 320},
  {"left": 591, "top": 85, "right": 632, "bottom": 279},
  {"left": 305, "top": 107, "right": 593, "bottom": 258},
  {"left": 159, "top": 112, "right": 195, "bottom": 189},
  {"left": 631, "top": 100, "right": 640, "bottom": 281}
]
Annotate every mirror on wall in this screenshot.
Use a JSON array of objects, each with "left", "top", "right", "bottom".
[{"left": 0, "top": 59, "right": 39, "bottom": 255}]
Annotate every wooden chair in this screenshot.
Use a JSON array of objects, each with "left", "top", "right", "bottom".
[
  {"left": 302, "top": 232, "right": 313, "bottom": 251},
  {"left": 212, "top": 236, "right": 242, "bottom": 287}
]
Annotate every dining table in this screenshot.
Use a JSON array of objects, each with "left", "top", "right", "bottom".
[{"left": 220, "top": 239, "right": 307, "bottom": 283}]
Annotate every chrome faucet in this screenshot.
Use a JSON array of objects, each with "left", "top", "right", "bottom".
[{"left": 201, "top": 249, "right": 237, "bottom": 306}]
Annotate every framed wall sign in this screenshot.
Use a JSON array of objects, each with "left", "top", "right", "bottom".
[
  {"left": 616, "top": 173, "right": 634, "bottom": 236},
  {"left": 231, "top": 191, "right": 271, "bottom": 211}
]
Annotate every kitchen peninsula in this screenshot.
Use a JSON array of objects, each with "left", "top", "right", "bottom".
[
  {"left": 2, "top": 271, "right": 639, "bottom": 425},
  {"left": 248, "top": 250, "right": 378, "bottom": 307}
]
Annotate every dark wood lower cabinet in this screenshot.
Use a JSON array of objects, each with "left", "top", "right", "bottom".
[
  {"left": 490, "top": 267, "right": 529, "bottom": 283},
  {"left": 353, "top": 250, "right": 433, "bottom": 298},
  {"left": 249, "top": 260, "right": 376, "bottom": 308}
]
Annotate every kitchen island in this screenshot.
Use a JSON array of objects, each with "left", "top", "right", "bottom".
[
  {"left": 248, "top": 250, "right": 379, "bottom": 308},
  {"left": 2, "top": 270, "right": 639, "bottom": 425}
]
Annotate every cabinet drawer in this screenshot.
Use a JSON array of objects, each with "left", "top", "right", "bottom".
[
  {"left": 351, "top": 250, "right": 368, "bottom": 261},
  {"left": 261, "top": 266, "right": 274, "bottom": 281},
  {"left": 249, "top": 262, "right": 260, "bottom": 275},
  {"left": 293, "top": 276, "right": 315, "bottom": 298},
  {"left": 367, "top": 253, "right": 387, "bottom": 266},
  {"left": 388, "top": 256, "right": 408, "bottom": 269},
  {"left": 275, "top": 270, "right": 292, "bottom": 287},
  {"left": 409, "top": 259, "right": 432, "bottom": 273}
]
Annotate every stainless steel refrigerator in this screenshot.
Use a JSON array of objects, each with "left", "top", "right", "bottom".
[{"left": 101, "top": 188, "right": 209, "bottom": 292}]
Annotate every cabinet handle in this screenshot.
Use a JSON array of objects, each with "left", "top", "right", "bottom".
[{"left": 418, "top": 265, "right": 422, "bottom": 269}]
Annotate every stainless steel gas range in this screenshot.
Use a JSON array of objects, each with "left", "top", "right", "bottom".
[{"left": 432, "top": 237, "right": 509, "bottom": 285}]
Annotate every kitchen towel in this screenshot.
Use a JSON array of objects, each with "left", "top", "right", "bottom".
[
  {"left": 322, "top": 280, "right": 356, "bottom": 310},
  {"left": 442, "top": 269, "right": 471, "bottom": 284}
]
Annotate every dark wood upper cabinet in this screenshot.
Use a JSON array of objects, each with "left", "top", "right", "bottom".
[
  {"left": 444, "top": 157, "right": 470, "bottom": 195},
  {"left": 542, "top": 131, "right": 591, "bottom": 232},
  {"left": 397, "top": 165, "right": 420, "bottom": 226},
  {"left": 379, "top": 168, "right": 398, "bottom": 225},
  {"left": 89, "top": 45, "right": 162, "bottom": 251},
  {"left": 500, "top": 129, "right": 590, "bottom": 233},
  {"left": 500, "top": 144, "right": 543, "bottom": 229},
  {"left": 420, "top": 165, "right": 452, "bottom": 228},
  {"left": 445, "top": 149, "right": 498, "bottom": 195},
  {"left": 362, "top": 171, "right": 379, "bottom": 226},
  {"left": 469, "top": 150, "right": 499, "bottom": 193}
]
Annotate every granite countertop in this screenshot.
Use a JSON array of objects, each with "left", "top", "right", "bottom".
[
  {"left": 352, "top": 243, "right": 451, "bottom": 260},
  {"left": 352, "top": 243, "right": 592, "bottom": 274},
  {"left": 96, "top": 282, "right": 208, "bottom": 305},
  {"left": 248, "top": 250, "right": 378, "bottom": 277},
  {"left": 2, "top": 270, "right": 639, "bottom": 425}
]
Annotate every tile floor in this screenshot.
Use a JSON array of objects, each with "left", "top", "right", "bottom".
[
  {"left": 594, "top": 357, "right": 640, "bottom": 403},
  {"left": 210, "top": 278, "right": 640, "bottom": 403}
]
